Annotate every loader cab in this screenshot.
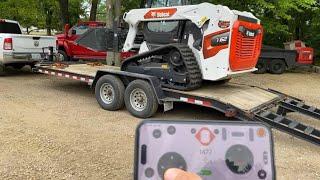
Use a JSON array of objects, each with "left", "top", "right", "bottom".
[{"left": 141, "top": 0, "right": 203, "bottom": 46}]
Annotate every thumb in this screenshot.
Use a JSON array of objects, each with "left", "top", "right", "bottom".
[{"left": 164, "top": 168, "right": 202, "bottom": 180}]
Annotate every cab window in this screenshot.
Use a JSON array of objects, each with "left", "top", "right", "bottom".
[
  {"left": 69, "top": 25, "right": 89, "bottom": 35},
  {"left": 151, "top": 0, "right": 188, "bottom": 7},
  {"left": 147, "top": 21, "right": 179, "bottom": 33}
]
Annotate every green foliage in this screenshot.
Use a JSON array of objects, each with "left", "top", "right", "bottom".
[
  {"left": 69, "top": 0, "right": 86, "bottom": 25},
  {"left": 0, "top": 0, "right": 39, "bottom": 29},
  {"left": 0, "top": 0, "right": 86, "bottom": 34},
  {"left": 1, "top": 0, "right": 320, "bottom": 56}
]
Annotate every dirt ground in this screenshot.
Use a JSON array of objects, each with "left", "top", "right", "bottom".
[{"left": 0, "top": 68, "right": 319, "bottom": 180}]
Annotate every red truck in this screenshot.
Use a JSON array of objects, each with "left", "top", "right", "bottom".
[{"left": 56, "top": 21, "right": 107, "bottom": 61}]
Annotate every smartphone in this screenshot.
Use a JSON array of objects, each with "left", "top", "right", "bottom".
[{"left": 134, "top": 120, "right": 275, "bottom": 180}]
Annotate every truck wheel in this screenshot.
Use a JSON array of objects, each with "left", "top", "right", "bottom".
[
  {"left": 57, "top": 50, "right": 69, "bottom": 61},
  {"left": 0, "top": 65, "right": 5, "bottom": 76},
  {"left": 12, "top": 64, "right": 25, "bottom": 70},
  {"left": 124, "top": 80, "right": 158, "bottom": 118},
  {"left": 269, "top": 59, "right": 286, "bottom": 74},
  {"left": 253, "top": 61, "right": 267, "bottom": 74},
  {"left": 95, "top": 75, "right": 125, "bottom": 111}
]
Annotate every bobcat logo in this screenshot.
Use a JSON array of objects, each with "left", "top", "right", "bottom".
[
  {"left": 144, "top": 8, "right": 177, "bottom": 19},
  {"left": 151, "top": 11, "right": 156, "bottom": 18}
]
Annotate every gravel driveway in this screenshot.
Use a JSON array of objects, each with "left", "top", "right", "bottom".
[{"left": 0, "top": 68, "right": 319, "bottom": 179}]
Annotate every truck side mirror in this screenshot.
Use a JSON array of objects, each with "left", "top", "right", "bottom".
[
  {"left": 64, "top": 24, "right": 70, "bottom": 37},
  {"left": 71, "top": 29, "right": 77, "bottom": 35}
]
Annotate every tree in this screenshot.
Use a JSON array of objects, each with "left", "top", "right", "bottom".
[
  {"left": 106, "top": 0, "right": 122, "bottom": 66},
  {"left": 0, "top": 0, "right": 39, "bottom": 33},
  {"left": 89, "top": 0, "right": 99, "bottom": 21},
  {"left": 58, "top": 0, "right": 70, "bottom": 27}
]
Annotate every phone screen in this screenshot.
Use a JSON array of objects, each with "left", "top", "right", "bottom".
[{"left": 134, "top": 120, "right": 275, "bottom": 180}]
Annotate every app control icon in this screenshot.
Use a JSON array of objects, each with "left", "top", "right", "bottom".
[{"left": 195, "top": 127, "right": 215, "bottom": 146}]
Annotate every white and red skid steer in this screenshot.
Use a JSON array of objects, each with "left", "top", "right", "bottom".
[{"left": 120, "top": 2, "right": 263, "bottom": 90}]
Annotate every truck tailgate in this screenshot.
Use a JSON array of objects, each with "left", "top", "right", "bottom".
[{"left": 12, "top": 34, "right": 56, "bottom": 53}]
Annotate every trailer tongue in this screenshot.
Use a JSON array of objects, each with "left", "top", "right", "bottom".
[{"left": 34, "top": 63, "right": 320, "bottom": 146}]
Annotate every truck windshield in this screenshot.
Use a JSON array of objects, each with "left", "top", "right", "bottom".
[{"left": 0, "top": 21, "right": 22, "bottom": 34}]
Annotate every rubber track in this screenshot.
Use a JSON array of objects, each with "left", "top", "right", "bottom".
[{"left": 121, "top": 43, "right": 202, "bottom": 91}]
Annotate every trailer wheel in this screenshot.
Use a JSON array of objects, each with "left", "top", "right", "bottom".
[
  {"left": 124, "top": 80, "right": 158, "bottom": 118},
  {"left": 253, "top": 61, "right": 267, "bottom": 74},
  {"left": 95, "top": 75, "right": 125, "bottom": 111},
  {"left": 269, "top": 59, "right": 286, "bottom": 74}
]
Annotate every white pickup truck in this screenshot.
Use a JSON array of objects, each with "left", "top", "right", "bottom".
[{"left": 0, "top": 19, "right": 57, "bottom": 75}]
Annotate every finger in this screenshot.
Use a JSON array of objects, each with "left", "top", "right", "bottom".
[{"left": 164, "top": 168, "right": 202, "bottom": 180}]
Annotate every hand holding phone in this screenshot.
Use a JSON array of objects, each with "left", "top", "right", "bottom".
[{"left": 134, "top": 120, "right": 275, "bottom": 180}]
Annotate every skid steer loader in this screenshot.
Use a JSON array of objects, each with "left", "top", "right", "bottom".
[{"left": 109, "top": 1, "right": 263, "bottom": 90}]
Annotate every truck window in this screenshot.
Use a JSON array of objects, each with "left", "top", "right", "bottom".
[
  {"left": 70, "top": 25, "right": 89, "bottom": 35},
  {"left": 0, "top": 21, "right": 22, "bottom": 34}
]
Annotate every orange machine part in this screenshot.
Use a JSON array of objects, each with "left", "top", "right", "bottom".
[
  {"left": 229, "top": 20, "right": 263, "bottom": 72},
  {"left": 203, "top": 29, "right": 230, "bottom": 59}
]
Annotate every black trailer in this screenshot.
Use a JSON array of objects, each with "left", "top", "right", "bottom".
[{"left": 34, "top": 63, "right": 320, "bottom": 146}]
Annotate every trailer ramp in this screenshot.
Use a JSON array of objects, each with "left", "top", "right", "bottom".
[
  {"left": 255, "top": 109, "right": 320, "bottom": 146},
  {"left": 279, "top": 99, "right": 320, "bottom": 120}
]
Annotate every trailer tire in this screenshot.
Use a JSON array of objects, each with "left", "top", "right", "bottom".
[
  {"left": 124, "top": 80, "right": 158, "bottom": 118},
  {"left": 269, "top": 59, "right": 286, "bottom": 74},
  {"left": 254, "top": 61, "right": 267, "bottom": 74},
  {"left": 95, "top": 75, "right": 125, "bottom": 111}
]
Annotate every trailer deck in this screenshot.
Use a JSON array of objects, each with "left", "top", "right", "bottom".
[
  {"left": 34, "top": 62, "right": 320, "bottom": 146},
  {"left": 36, "top": 63, "right": 280, "bottom": 113},
  {"left": 165, "top": 84, "right": 280, "bottom": 112}
]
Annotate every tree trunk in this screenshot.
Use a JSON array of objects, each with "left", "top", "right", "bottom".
[
  {"left": 114, "top": 0, "right": 121, "bottom": 27},
  {"left": 89, "top": 0, "right": 99, "bottom": 21},
  {"left": 46, "top": 9, "right": 53, "bottom": 36},
  {"left": 106, "top": 0, "right": 122, "bottom": 66},
  {"left": 58, "top": 0, "right": 70, "bottom": 29},
  {"left": 106, "top": 0, "right": 114, "bottom": 29}
]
